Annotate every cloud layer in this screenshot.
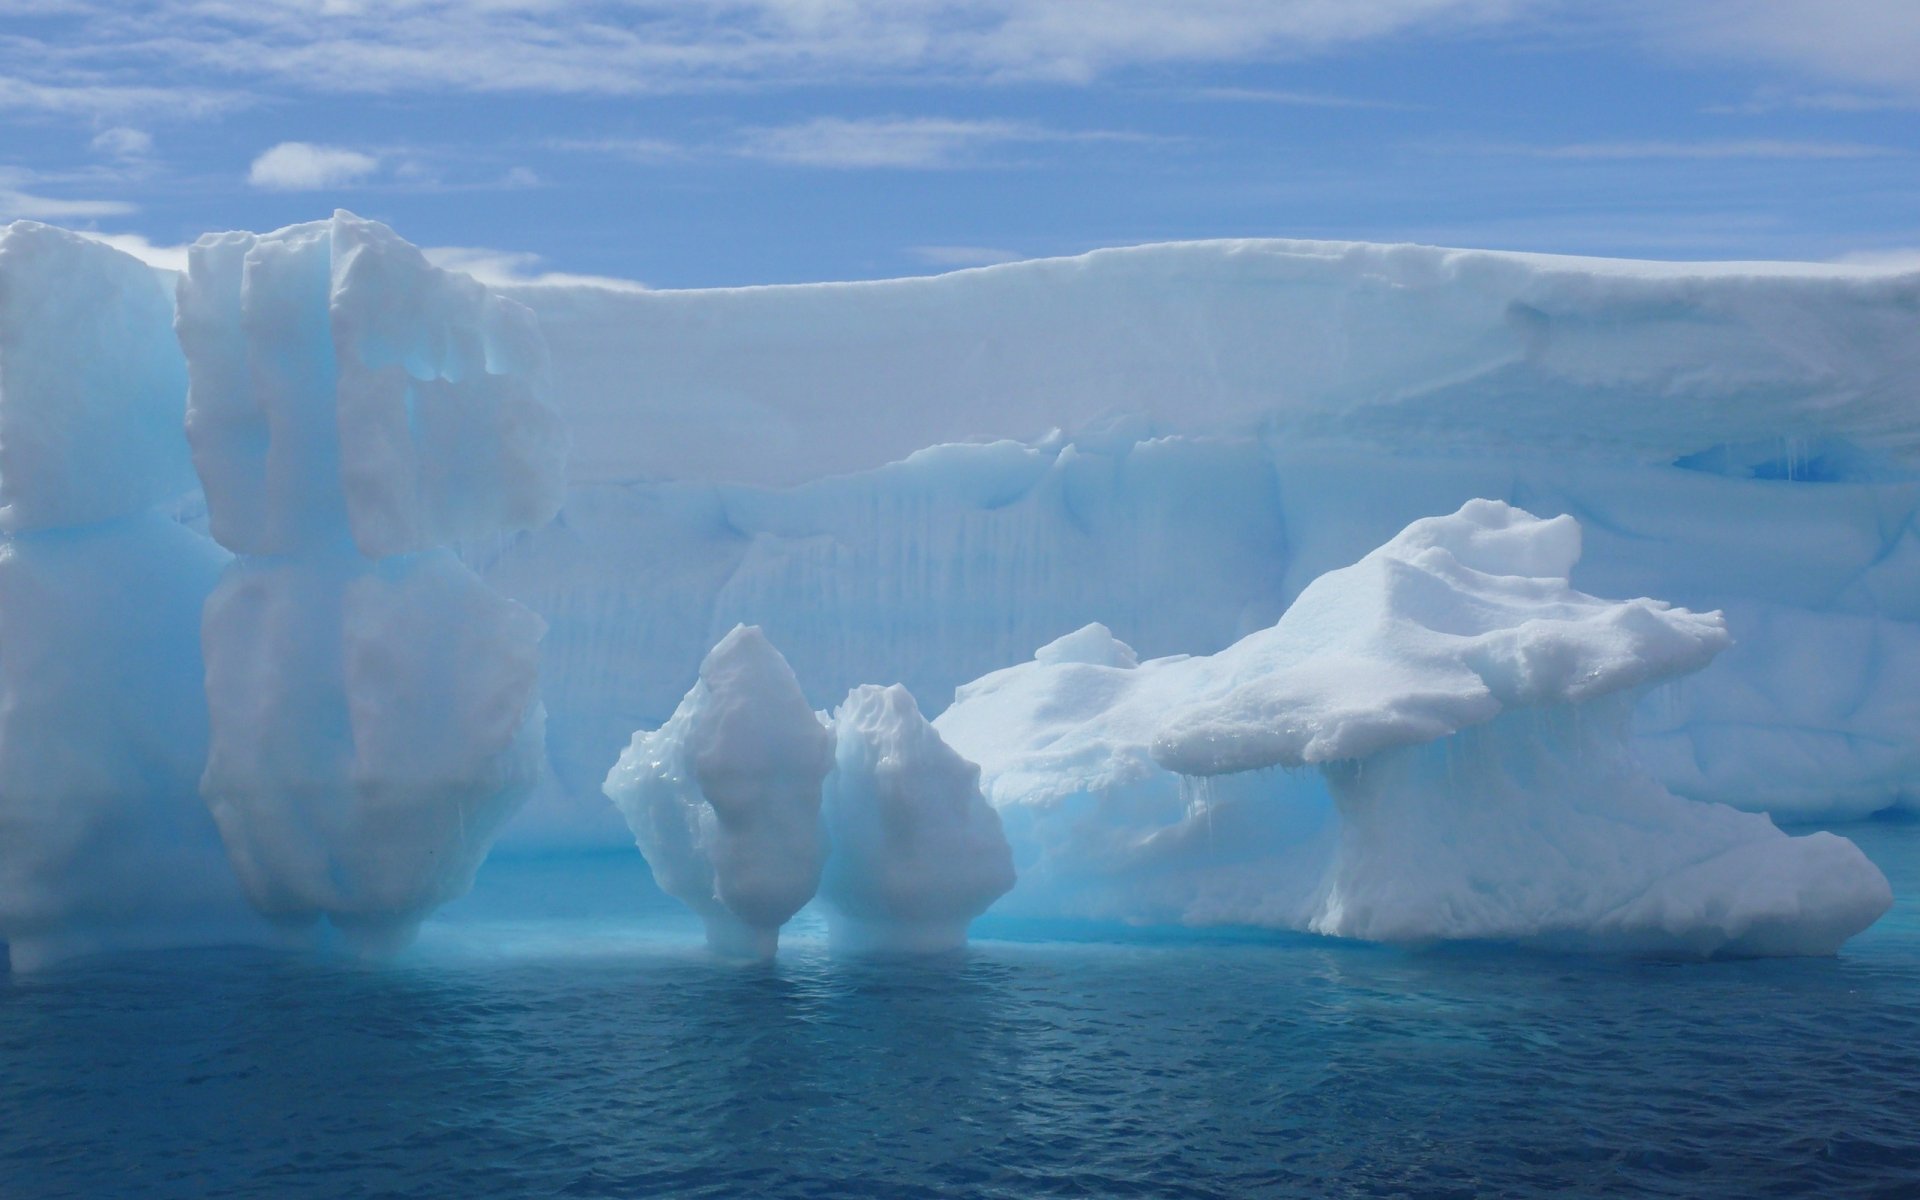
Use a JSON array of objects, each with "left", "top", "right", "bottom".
[{"left": 247, "top": 142, "right": 380, "bottom": 190}]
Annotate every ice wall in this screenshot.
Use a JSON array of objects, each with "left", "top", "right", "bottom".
[
  {"left": 179, "top": 213, "right": 563, "bottom": 952},
  {"left": 471, "top": 243, "right": 1920, "bottom": 842},
  {"left": 5, "top": 217, "right": 1918, "bottom": 963},
  {"left": 0, "top": 224, "right": 269, "bottom": 970}
]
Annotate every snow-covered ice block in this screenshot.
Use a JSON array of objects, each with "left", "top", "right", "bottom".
[
  {"left": 199, "top": 549, "right": 546, "bottom": 952},
  {"left": 176, "top": 211, "right": 565, "bottom": 558},
  {"left": 938, "top": 502, "right": 1892, "bottom": 956},
  {"left": 820, "top": 684, "right": 1014, "bottom": 952},
  {"left": 1304, "top": 697, "right": 1889, "bottom": 955},
  {"left": 0, "top": 514, "right": 272, "bottom": 970},
  {"left": 0, "top": 222, "right": 194, "bottom": 531},
  {"left": 603, "top": 626, "right": 833, "bottom": 957},
  {"left": 1149, "top": 498, "right": 1732, "bottom": 774}
]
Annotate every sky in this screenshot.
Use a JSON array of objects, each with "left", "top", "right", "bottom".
[{"left": 3, "top": 0, "right": 1919, "bottom": 288}]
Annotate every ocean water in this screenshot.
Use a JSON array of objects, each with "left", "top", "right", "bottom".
[{"left": 6, "top": 820, "right": 1920, "bottom": 1200}]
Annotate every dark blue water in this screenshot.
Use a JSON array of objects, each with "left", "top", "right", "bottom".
[{"left": 7, "top": 820, "right": 1920, "bottom": 1200}]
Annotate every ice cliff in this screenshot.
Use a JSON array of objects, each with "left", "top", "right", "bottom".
[
  {"left": 1, "top": 215, "right": 1914, "bottom": 966},
  {"left": 477, "top": 241, "right": 1920, "bottom": 843},
  {"left": 0, "top": 214, "right": 563, "bottom": 968}
]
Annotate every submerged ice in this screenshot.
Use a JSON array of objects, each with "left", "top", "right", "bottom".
[{"left": 1, "top": 212, "right": 1913, "bottom": 968}]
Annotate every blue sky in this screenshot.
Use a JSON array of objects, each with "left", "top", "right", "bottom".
[{"left": 4, "top": 1, "right": 1919, "bottom": 287}]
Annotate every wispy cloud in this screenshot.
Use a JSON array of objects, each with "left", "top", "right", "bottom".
[
  {"left": 0, "top": 72, "right": 238, "bottom": 119},
  {"left": 0, "top": 189, "right": 137, "bottom": 220},
  {"left": 89, "top": 127, "right": 154, "bottom": 160},
  {"left": 547, "top": 137, "right": 685, "bottom": 163},
  {"left": 0, "top": 1, "right": 1535, "bottom": 101},
  {"left": 1646, "top": 1, "right": 1920, "bottom": 98},
  {"left": 1528, "top": 139, "right": 1903, "bottom": 160},
  {"left": 0, "top": 168, "right": 139, "bottom": 220},
  {"left": 422, "top": 245, "right": 649, "bottom": 291},
  {"left": 77, "top": 231, "right": 191, "bottom": 272},
  {"left": 1189, "top": 86, "right": 1419, "bottom": 110},
  {"left": 1445, "top": 138, "right": 1906, "bottom": 161},
  {"left": 735, "top": 116, "right": 1154, "bottom": 169},
  {"left": 1705, "top": 90, "right": 1919, "bottom": 116},
  {"left": 246, "top": 141, "right": 380, "bottom": 190},
  {"left": 909, "top": 244, "right": 1026, "bottom": 267},
  {"left": 1830, "top": 246, "right": 1920, "bottom": 271}
]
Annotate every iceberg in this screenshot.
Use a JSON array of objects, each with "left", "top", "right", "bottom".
[
  {"left": 603, "top": 626, "right": 834, "bottom": 958},
  {"left": 0, "top": 215, "right": 1912, "bottom": 966},
  {"left": 936, "top": 502, "right": 1892, "bottom": 955},
  {"left": 820, "top": 684, "right": 1014, "bottom": 952},
  {"left": 180, "top": 212, "right": 560, "bottom": 953}
]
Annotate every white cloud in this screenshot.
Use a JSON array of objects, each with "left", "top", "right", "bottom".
[
  {"left": 736, "top": 116, "right": 1148, "bottom": 169},
  {"left": 1190, "top": 86, "right": 1418, "bottom": 110},
  {"left": 1530, "top": 139, "right": 1902, "bottom": 161},
  {"left": 548, "top": 137, "right": 684, "bottom": 162},
  {"left": 0, "top": 188, "right": 137, "bottom": 220},
  {"left": 0, "top": 1, "right": 1535, "bottom": 98},
  {"left": 910, "top": 245, "right": 1025, "bottom": 267},
  {"left": 1448, "top": 139, "right": 1905, "bottom": 161},
  {"left": 78, "top": 231, "right": 191, "bottom": 272},
  {"left": 247, "top": 141, "right": 379, "bottom": 190},
  {"left": 90, "top": 127, "right": 154, "bottom": 159},
  {"left": 1706, "top": 90, "right": 1919, "bottom": 116},
  {"left": 1831, "top": 246, "right": 1920, "bottom": 271},
  {"left": 7, "top": 1, "right": 1918, "bottom": 125},
  {"left": 422, "top": 244, "right": 648, "bottom": 291},
  {"left": 0, "top": 73, "right": 237, "bottom": 118},
  {"left": 1647, "top": 1, "right": 1920, "bottom": 97}
]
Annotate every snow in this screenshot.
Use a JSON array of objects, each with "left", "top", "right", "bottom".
[
  {"left": 935, "top": 503, "right": 1891, "bottom": 956},
  {"left": 820, "top": 684, "right": 1014, "bottom": 952},
  {"left": 603, "top": 626, "right": 833, "bottom": 958},
  {"left": 504, "top": 238, "right": 1920, "bottom": 488},
  {"left": 1148, "top": 499, "right": 1731, "bottom": 774}
]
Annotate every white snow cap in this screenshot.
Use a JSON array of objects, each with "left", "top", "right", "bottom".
[
  {"left": 820, "top": 684, "right": 1014, "bottom": 952},
  {"left": 0, "top": 222, "right": 195, "bottom": 531},
  {"left": 604, "top": 625, "right": 833, "bottom": 957},
  {"left": 1151, "top": 498, "right": 1732, "bottom": 774},
  {"left": 175, "top": 210, "right": 566, "bottom": 559}
]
